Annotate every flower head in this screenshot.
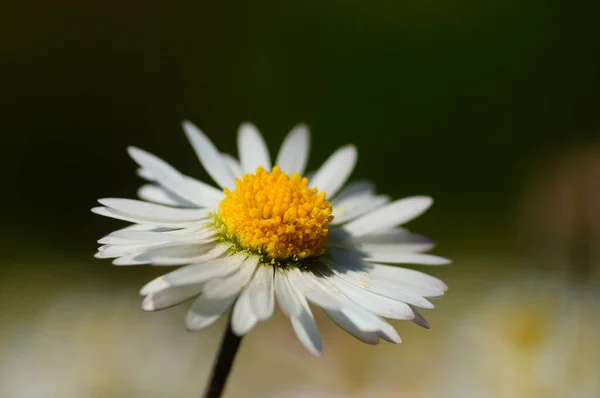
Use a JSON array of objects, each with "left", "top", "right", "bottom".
[
  {"left": 218, "top": 166, "right": 333, "bottom": 261},
  {"left": 93, "top": 121, "right": 449, "bottom": 356}
]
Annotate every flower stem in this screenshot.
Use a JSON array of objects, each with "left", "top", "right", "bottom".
[{"left": 202, "top": 316, "right": 243, "bottom": 398}]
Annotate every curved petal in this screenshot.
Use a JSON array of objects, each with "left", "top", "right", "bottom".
[
  {"left": 275, "top": 124, "right": 310, "bottom": 175},
  {"left": 309, "top": 145, "right": 357, "bottom": 199},
  {"left": 202, "top": 256, "right": 258, "bottom": 299},
  {"left": 291, "top": 292, "right": 322, "bottom": 356},
  {"left": 352, "top": 227, "right": 435, "bottom": 247},
  {"left": 247, "top": 266, "right": 275, "bottom": 321},
  {"left": 128, "top": 147, "right": 223, "bottom": 208},
  {"left": 322, "top": 272, "right": 415, "bottom": 320},
  {"left": 357, "top": 242, "right": 435, "bottom": 254},
  {"left": 138, "top": 184, "right": 195, "bottom": 207},
  {"left": 332, "top": 180, "right": 375, "bottom": 203},
  {"left": 287, "top": 269, "right": 342, "bottom": 311},
  {"left": 98, "top": 198, "right": 209, "bottom": 222},
  {"left": 222, "top": 153, "right": 244, "bottom": 178},
  {"left": 142, "top": 283, "right": 203, "bottom": 311},
  {"left": 343, "top": 196, "right": 433, "bottom": 237},
  {"left": 328, "top": 271, "right": 434, "bottom": 309},
  {"left": 157, "top": 253, "right": 245, "bottom": 287},
  {"left": 150, "top": 242, "right": 231, "bottom": 266},
  {"left": 231, "top": 288, "right": 258, "bottom": 336},
  {"left": 325, "top": 310, "right": 379, "bottom": 345},
  {"left": 92, "top": 206, "right": 207, "bottom": 228},
  {"left": 274, "top": 270, "right": 303, "bottom": 318},
  {"left": 364, "top": 252, "right": 451, "bottom": 266},
  {"left": 332, "top": 194, "right": 390, "bottom": 225},
  {"left": 359, "top": 263, "right": 448, "bottom": 293},
  {"left": 238, "top": 123, "right": 271, "bottom": 174},
  {"left": 182, "top": 120, "right": 236, "bottom": 190},
  {"left": 186, "top": 295, "right": 236, "bottom": 331}
]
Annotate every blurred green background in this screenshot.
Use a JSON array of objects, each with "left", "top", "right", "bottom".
[{"left": 2, "top": 1, "right": 600, "bottom": 397}]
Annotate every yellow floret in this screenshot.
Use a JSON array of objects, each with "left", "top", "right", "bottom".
[{"left": 218, "top": 166, "right": 333, "bottom": 260}]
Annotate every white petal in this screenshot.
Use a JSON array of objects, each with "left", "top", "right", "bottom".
[
  {"left": 325, "top": 310, "right": 379, "bottom": 345},
  {"left": 137, "top": 184, "right": 194, "bottom": 207},
  {"left": 140, "top": 276, "right": 171, "bottom": 296},
  {"left": 182, "top": 120, "right": 236, "bottom": 190},
  {"left": 128, "top": 147, "right": 223, "bottom": 208},
  {"left": 286, "top": 269, "right": 341, "bottom": 311},
  {"left": 161, "top": 253, "right": 245, "bottom": 286},
  {"left": 230, "top": 289, "right": 258, "bottom": 336},
  {"left": 237, "top": 122, "right": 271, "bottom": 174},
  {"left": 274, "top": 270, "right": 302, "bottom": 318},
  {"left": 247, "top": 266, "right": 275, "bottom": 321},
  {"left": 97, "top": 224, "right": 168, "bottom": 245},
  {"left": 291, "top": 292, "right": 322, "bottom": 356},
  {"left": 332, "top": 180, "right": 375, "bottom": 203},
  {"left": 309, "top": 145, "right": 357, "bottom": 199},
  {"left": 377, "top": 320, "right": 402, "bottom": 343},
  {"left": 150, "top": 242, "right": 231, "bottom": 266},
  {"left": 186, "top": 295, "right": 236, "bottom": 331},
  {"left": 96, "top": 227, "right": 216, "bottom": 253},
  {"left": 275, "top": 124, "right": 310, "bottom": 175},
  {"left": 326, "top": 249, "right": 446, "bottom": 296},
  {"left": 101, "top": 226, "right": 214, "bottom": 244},
  {"left": 358, "top": 242, "right": 435, "bottom": 254},
  {"left": 344, "top": 196, "right": 433, "bottom": 237},
  {"left": 338, "top": 303, "right": 382, "bottom": 332},
  {"left": 181, "top": 176, "right": 226, "bottom": 206},
  {"left": 142, "top": 283, "right": 203, "bottom": 311},
  {"left": 352, "top": 227, "right": 434, "bottom": 246},
  {"left": 137, "top": 167, "right": 155, "bottom": 181},
  {"left": 332, "top": 195, "right": 390, "bottom": 225},
  {"left": 95, "top": 239, "right": 215, "bottom": 259},
  {"left": 92, "top": 206, "right": 206, "bottom": 228},
  {"left": 327, "top": 265, "right": 434, "bottom": 309},
  {"left": 326, "top": 262, "right": 443, "bottom": 299},
  {"left": 97, "top": 198, "right": 210, "bottom": 222},
  {"left": 112, "top": 253, "right": 151, "bottom": 266},
  {"left": 363, "top": 264, "right": 448, "bottom": 293},
  {"left": 202, "top": 256, "right": 259, "bottom": 299},
  {"left": 364, "top": 252, "right": 450, "bottom": 265},
  {"left": 222, "top": 153, "right": 244, "bottom": 178},
  {"left": 323, "top": 273, "right": 415, "bottom": 320}
]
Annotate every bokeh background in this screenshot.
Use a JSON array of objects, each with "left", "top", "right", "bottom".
[{"left": 2, "top": 1, "right": 600, "bottom": 397}]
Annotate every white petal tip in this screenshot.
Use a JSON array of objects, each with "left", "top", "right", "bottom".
[
  {"left": 230, "top": 324, "right": 251, "bottom": 337},
  {"left": 96, "top": 198, "right": 115, "bottom": 207},
  {"left": 292, "top": 123, "right": 308, "bottom": 131},
  {"left": 239, "top": 121, "right": 257, "bottom": 131},
  {"left": 127, "top": 146, "right": 147, "bottom": 161},
  {"left": 140, "top": 278, "right": 170, "bottom": 296},
  {"left": 141, "top": 296, "right": 156, "bottom": 311},
  {"left": 434, "top": 257, "right": 452, "bottom": 265},
  {"left": 181, "top": 120, "right": 199, "bottom": 137},
  {"left": 339, "top": 144, "right": 358, "bottom": 158}
]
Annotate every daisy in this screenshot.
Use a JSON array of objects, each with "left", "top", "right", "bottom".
[{"left": 93, "top": 121, "right": 449, "bottom": 356}]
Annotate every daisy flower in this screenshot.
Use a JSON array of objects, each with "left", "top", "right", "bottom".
[{"left": 93, "top": 121, "right": 449, "bottom": 356}]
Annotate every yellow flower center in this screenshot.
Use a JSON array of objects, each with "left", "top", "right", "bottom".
[{"left": 218, "top": 166, "right": 333, "bottom": 261}]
